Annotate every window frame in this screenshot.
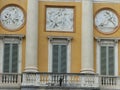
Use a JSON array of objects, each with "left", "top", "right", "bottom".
[
  {"left": 96, "top": 39, "right": 118, "bottom": 76},
  {"left": 0, "top": 37, "right": 22, "bottom": 73},
  {"left": 48, "top": 36, "right": 72, "bottom": 73},
  {"left": 100, "top": 45, "right": 115, "bottom": 75},
  {"left": 3, "top": 43, "right": 19, "bottom": 73}
]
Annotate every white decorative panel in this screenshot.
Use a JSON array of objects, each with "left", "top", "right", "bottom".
[
  {"left": 46, "top": 7, "right": 74, "bottom": 32},
  {"left": 0, "top": 5, "right": 25, "bottom": 31},
  {"left": 95, "top": 9, "right": 119, "bottom": 33}
]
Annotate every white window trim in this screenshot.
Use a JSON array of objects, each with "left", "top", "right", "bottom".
[
  {"left": 96, "top": 39, "right": 118, "bottom": 76},
  {"left": 0, "top": 40, "right": 3, "bottom": 73},
  {"left": 48, "top": 36, "right": 72, "bottom": 73},
  {"left": 0, "top": 35, "right": 24, "bottom": 73}
]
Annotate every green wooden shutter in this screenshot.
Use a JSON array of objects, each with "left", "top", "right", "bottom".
[
  {"left": 61, "top": 45, "right": 67, "bottom": 73},
  {"left": 108, "top": 46, "right": 114, "bottom": 75},
  {"left": 100, "top": 46, "right": 107, "bottom": 75},
  {"left": 3, "top": 43, "right": 19, "bottom": 73},
  {"left": 52, "top": 45, "right": 59, "bottom": 73},
  {"left": 12, "top": 44, "right": 18, "bottom": 73},
  {"left": 52, "top": 45, "right": 67, "bottom": 73},
  {"left": 3, "top": 44, "right": 10, "bottom": 73}
]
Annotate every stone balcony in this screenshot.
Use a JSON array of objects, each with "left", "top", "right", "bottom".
[{"left": 0, "top": 73, "right": 120, "bottom": 90}]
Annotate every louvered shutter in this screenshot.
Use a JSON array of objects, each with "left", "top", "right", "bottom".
[
  {"left": 108, "top": 47, "right": 114, "bottom": 75},
  {"left": 100, "top": 46, "right": 107, "bottom": 75},
  {"left": 12, "top": 44, "right": 18, "bottom": 73},
  {"left": 3, "top": 44, "right": 10, "bottom": 73},
  {"left": 61, "top": 45, "right": 67, "bottom": 73},
  {"left": 52, "top": 45, "right": 59, "bottom": 73}
]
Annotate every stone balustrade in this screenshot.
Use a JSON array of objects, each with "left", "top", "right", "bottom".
[
  {"left": 100, "top": 75, "right": 120, "bottom": 89},
  {"left": 22, "top": 72, "right": 40, "bottom": 86},
  {"left": 0, "top": 73, "right": 21, "bottom": 88},
  {"left": 0, "top": 72, "right": 120, "bottom": 89},
  {"left": 22, "top": 72, "right": 99, "bottom": 89}
]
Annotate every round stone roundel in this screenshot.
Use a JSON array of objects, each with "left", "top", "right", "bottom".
[
  {"left": 0, "top": 5, "right": 25, "bottom": 31},
  {"left": 95, "top": 9, "right": 119, "bottom": 34}
]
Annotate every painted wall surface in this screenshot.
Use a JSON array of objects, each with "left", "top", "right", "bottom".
[
  {"left": 94, "top": 3, "right": 120, "bottom": 37},
  {"left": 0, "top": 0, "right": 120, "bottom": 74},
  {"left": 0, "top": 0, "right": 27, "bottom": 72},
  {"left": 0, "top": 0, "right": 27, "bottom": 34},
  {"left": 38, "top": 1, "right": 82, "bottom": 73},
  {"left": 94, "top": 3, "right": 120, "bottom": 74}
]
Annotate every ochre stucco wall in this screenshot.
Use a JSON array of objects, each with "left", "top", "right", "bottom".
[
  {"left": 0, "top": 0, "right": 27, "bottom": 72},
  {"left": 0, "top": 0, "right": 120, "bottom": 74},
  {"left": 94, "top": 3, "right": 120, "bottom": 37},
  {"left": 38, "top": 1, "right": 82, "bottom": 73},
  {"left": 94, "top": 3, "right": 120, "bottom": 74}
]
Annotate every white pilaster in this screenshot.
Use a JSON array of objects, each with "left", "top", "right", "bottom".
[
  {"left": 25, "top": 0, "right": 38, "bottom": 72},
  {"left": 81, "top": 0, "right": 94, "bottom": 73}
]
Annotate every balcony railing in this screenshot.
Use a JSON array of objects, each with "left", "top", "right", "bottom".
[
  {"left": 0, "top": 72, "right": 120, "bottom": 89},
  {"left": 0, "top": 73, "right": 21, "bottom": 88},
  {"left": 100, "top": 75, "right": 120, "bottom": 89},
  {"left": 22, "top": 72, "right": 99, "bottom": 89}
]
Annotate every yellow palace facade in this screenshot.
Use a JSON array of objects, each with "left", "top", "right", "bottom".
[{"left": 0, "top": 0, "right": 120, "bottom": 90}]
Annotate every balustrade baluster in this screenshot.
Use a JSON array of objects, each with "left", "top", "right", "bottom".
[
  {"left": 42, "top": 75, "right": 44, "bottom": 84},
  {"left": 102, "top": 77, "right": 104, "bottom": 86},
  {"left": 110, "top": 77, "right": 112, "bottom": 85},
  {"left": 114, "top": 77, "right": 116, "bottom": 87},
  {"left": 6, "top": 75, "right": 8, "bottom": 83},
  {"left": 10, "top": 75, "right": 12, "bottom": 83},
  {"left": 47, "top": 75, "right": 50, "bottom": 84},
  {"left": 2, "top": 74, "right": 5, "bottom": 83},
  {"left": 0, "top": 74, "right": 2, "bottom": 84},
  {"left": 43, "top": 74, "right": 45, "bottom": 84},
  {"left": 13, "top": 75, "right": 15, "bottom": 83}
]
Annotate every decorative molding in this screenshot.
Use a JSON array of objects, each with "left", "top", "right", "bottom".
[
  {"left": 48, "top": 36, "right": 73, "bottom": 42},
  {"left": 94, "top": 0, "right": 120, "bottom": 3},
  {"left": 95, "top": 37, "right": 120, "bottom": 40},
  {"left": 94, "top": 9, "right": 119, "bottom": 34},
  {"left": 0, "top": 5, "right": 25, "bottom": 31},
  {"left": 0, "top": 34, "right": 25, "bottom": 40},
  {"left": 46, "top": 7, "right": 74, "bottom": 32},
  {"left": 39, "top": 0, "right": 81, "bottom": 2},
  {"left": 95, "top": 37, "right": 120, "bottom": 46},
  {"left": 39, "top": 0, "right": 120, "bottom": 3}
]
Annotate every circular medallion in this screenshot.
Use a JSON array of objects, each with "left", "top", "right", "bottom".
[
  {"left": 95, "top": 9, "right": 119, "bottom": 34},
  {"left": 0, "top": 5, "right": 25, "bottom": 31}
]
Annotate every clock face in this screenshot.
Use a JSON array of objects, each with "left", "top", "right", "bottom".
[
  {"left": 95, "top": 9, "right": 119, "bottom": 33},
  {"left": 0, "top": 5, "right": 25, "bottom": 31}
]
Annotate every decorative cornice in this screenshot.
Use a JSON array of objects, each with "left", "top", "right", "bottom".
[
  {"left": 94, "top": 0, "right": 120, "bottom": 3},
  {"left": 95, "top": 37, "right": 120, "bottom": 41},
  {"left": 39, "top": 0, "right": 81, "bottom": 2},
  {"left": 39, "top": 0, "right": 120, "bottom": 3},
  {"left": 95, "top": 37, "right": 119, "bottom": 45},
  {"left": 48, "top": 36, "right": 73, "bottom": 42},
  {"left": 0, "top": 34, "right": 25, "bottom": 40}
]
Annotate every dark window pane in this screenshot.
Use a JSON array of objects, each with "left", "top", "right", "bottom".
[
  {"left": 3, "top": 44, "right": 10, "bottom": 73},
  {"left": 109, "top": 47, "right": 114, "bottom": 75},
  {"left": 12, "top": 44, "right": 18, "bottom": 73},
  {"left": 100, "top": 46, "right": 107, "bottom": 75}
]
